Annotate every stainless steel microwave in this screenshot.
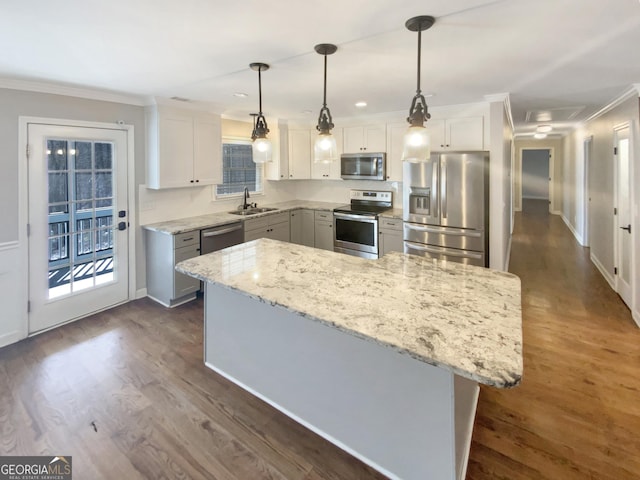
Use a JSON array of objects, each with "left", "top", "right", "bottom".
[{"left": 340, "top": 153, "right": 386, "bottom": 181}]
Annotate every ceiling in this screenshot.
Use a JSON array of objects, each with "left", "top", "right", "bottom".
[{"left": 1, "top": 0, "right": 639, "bottom": 137}]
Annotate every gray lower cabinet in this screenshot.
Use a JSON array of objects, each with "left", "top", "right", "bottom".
[
  {"left": 290, "top": 209, "right": 315, "bottom": 247},
  {"left": 379, "top": 217, "right": 403, "bottom": 256},
  {"left": 314, "top": 211, "right": 334, "bottom": 251},
  {"left": 146, "top": 230, "right": 201, "bottom": 307},
  {"left": 245, "top": 212, "right": 291, "bottom": 243}
]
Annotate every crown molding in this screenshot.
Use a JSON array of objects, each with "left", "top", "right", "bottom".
[
  {"left": 0, "top": 77, "right": 146, "bottom": 106},
  {"left": 484, "top": 92, "right": 514, "bottom": 132},
  {"left": 585, "top": 85, "right": 639, "bottom": 124}
]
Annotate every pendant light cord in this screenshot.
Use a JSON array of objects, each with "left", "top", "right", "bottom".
[
  {"left": 323, "top": 54, "right": 328, "bottom": 108},
  {"left": 258, "top": 66, "right": 263, "bottom": 114},
  {"left": 416, "top": 28, "right": 422, "bottom": 95}
]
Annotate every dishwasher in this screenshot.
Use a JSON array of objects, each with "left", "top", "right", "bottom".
[{"left": 200, "top": 221, "right": 244, "bottom": 255}]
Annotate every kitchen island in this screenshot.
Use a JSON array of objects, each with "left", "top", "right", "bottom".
[{"left": 176, "top": 238, "right": 522, "bottom": 480}]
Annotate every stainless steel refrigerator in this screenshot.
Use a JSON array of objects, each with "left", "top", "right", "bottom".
[{"left": 403, "top": 152, "right": 489, "bottom": 267}]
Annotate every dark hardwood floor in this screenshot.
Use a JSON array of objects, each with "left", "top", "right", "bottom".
[{"left": 1, "top": 198, "right": 638, "bottom": 479}]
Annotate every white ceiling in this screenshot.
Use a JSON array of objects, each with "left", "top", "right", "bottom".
[{"left": 1, "top": 0, "right": 639, "bottom": 136}]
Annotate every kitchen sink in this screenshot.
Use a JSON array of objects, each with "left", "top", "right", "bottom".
[{"left": 228, "top": 207, "right": 279, "bottom": 216}]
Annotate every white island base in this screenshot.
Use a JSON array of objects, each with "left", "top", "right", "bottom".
[{"left": 205, "top": 284, "right": 480, "bottom": 480}]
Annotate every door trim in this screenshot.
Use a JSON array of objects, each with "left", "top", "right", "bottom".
[
  {"left": 583, "top": 136, "right": 593, "bottom": 248},
  {"left": 517, "top": 147, "right": 555, "bottom": 213},
  {"left": 612, "top": 122, "right": 633, "bottom": 309},
  {"left": 18, "top": 116, "right": 136, "bottom": 338}
]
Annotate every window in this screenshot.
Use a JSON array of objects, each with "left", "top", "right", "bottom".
[{"left": 216, "top": 139, "right": 263, "bottom": 196}]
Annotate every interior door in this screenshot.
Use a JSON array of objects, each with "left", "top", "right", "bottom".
[
  {"left": 614, "top": 126, "right": 632, "bottom": 308},
  {"left": 28, "top": 123, "right": 129, "bottom": 333}
]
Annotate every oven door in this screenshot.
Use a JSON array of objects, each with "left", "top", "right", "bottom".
[{"left": 333, "top": 212, "right": 378, "bottom": 256}]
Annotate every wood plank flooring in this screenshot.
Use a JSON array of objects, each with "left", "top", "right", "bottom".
[
  {"left": 467, "top": 199, "right": 640, "bottom": 480},
  {"left": 1, "top": 198, "right": 638, "bottom": 479}
]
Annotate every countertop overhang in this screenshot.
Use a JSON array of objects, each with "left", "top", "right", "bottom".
[{"left": 176, "top": 238, "right": 523, "bottom": 388}]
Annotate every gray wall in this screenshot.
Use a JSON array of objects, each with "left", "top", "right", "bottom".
[
  {"left": 522, "top": 149, "right": 549, "bottom": 199},
  {"left": 0, "top": 88, "right": 147, "bottom": 289}
]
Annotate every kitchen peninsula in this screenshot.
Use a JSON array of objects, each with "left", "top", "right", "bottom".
[{"left": 176, "top": 238, "right": 522, "bottom": 480}]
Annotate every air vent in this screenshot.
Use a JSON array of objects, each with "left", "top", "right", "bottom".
[
  {"left": 525, "top": 106, "right": 585, "bottom": 123},
  {"left": 170, "top": 96, "right": 190, "bottom": 102}
]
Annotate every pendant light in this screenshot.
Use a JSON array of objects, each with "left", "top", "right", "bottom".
[
  {"left": 402, "top": 16, "right": 435, "bottom": 163},
  {"left": 313, "top": 43, "right": 338, "bottom": 164},
  {"left": 249, "top": 62, "right": 272, "bottom": 163}
]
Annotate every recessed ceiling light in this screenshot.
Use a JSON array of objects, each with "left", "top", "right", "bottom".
[
  {"left": 537, "top": 124, "right": 552, "bottom": 133},
  {"left": 534, "top": 133, "right": 547, "bottom": 139},
  {"left": 233, "top": 92, "right": 248, "bottom": 98},
  {"left": 301, "top": 109, "right": 313, "bottom": 114},
  {"left": 355, "top": 101, "right": 367, "bottom": 108}
]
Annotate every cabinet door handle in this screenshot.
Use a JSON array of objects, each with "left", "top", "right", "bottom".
[
  {"left": 190, "top": 180, "right": 194, "bottom": 183},
  {"left": 196, "top": 179, "right": 200, "bottom": 183}
]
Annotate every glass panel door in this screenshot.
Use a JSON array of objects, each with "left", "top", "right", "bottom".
[{"left": 28, "top": 123, "right": 129, "bottom": 334}]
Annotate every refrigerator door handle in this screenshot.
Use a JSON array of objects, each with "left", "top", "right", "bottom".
[
  {"left": 441, "top": 157, "right": 447, "bottom": 220},
  {"left": 404, "top": 223, "right": 483, "bottom": 237},
  {"left": 432, "top": 158, "right": 439, "bottom": 218},
  {"left": 404, "top": 242, "right": 483, "bottom": 259}
]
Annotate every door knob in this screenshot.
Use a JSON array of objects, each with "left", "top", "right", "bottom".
[{"left": 620, "top": 224, "right": 631, "bottom": 233}]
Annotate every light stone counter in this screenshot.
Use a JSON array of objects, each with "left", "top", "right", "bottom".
[
  {"left": 177, "top": 238, "right": 522, "bottom": 388},
  {"left": 142, "top": 200, "right": 344, "bottom": 235}
]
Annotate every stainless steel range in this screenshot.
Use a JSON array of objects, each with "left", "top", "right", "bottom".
[{"left": 333, "top": 190, "right": 393, "bottom": 259}]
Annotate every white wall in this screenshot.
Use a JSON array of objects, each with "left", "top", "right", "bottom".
[
  {"left": 564, "top": 93, "right": 639, "bottom": 326},
  {"left": 488, "top": 100, "right": 513, "bottom": 271},
  {"left": 522, "top": 150, "right": 550, "bottom": 199}
]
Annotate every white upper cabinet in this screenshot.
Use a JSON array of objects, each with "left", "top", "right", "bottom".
[
  {"left": 386, "top": 123, "right": 406, "bottom": 182},
  {"left": 342, "top": 124, "right": 386, "bottom": 153},
  {"left": 288, "top": 129, "right": 312, "bottom": 180},
  {"left": 266, "top": 123, "right": 289, "bottom": 181},
  {"left": 426, "top": 116, "right": 484, "bottom": 152},
  {"left": 146, "top": 105, "right": 222, "bottom": 189}
]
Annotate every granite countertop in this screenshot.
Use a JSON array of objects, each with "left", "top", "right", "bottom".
[
  {"left": 176, "top": 238, "right": 523, "bottom": 388},
  {"left": 142, "top": 200, "right": 345, "bottom": 235}
]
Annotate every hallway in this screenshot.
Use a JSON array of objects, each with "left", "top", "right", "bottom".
[{"left": 467, "top": 199, "right": 640, "bottom": 479}]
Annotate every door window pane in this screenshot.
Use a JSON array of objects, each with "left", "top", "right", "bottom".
[
  {"left": 95, "top": 172, "right": 112, "bottom": 199},
  {"left": 75, "top": 172, "right": 93, "bottom": 200},
  {"left": 74, "top": 141, "right": 92, "bottom": 170},
  {"left": 95, "top": 143, "right": 113, "bottom": 169},
  {"left": 48, "top": 173, "right": 68, "bottom": 205},
  {"left": 47, "top": 140, "right": 68, "bottom": 170}
]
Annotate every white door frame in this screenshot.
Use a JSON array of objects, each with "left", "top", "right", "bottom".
[
  {"left": 613, "top": 122, "right": 633, "bottom": 309},
  {"left": 518, "top": 147, "right": 554, "bottom": 213},
  {"left": 583, "top": 136, "right": 593, "bottom": 248},
  {"left": 18, "top": 116, "right": 136, "bottom": 337}
]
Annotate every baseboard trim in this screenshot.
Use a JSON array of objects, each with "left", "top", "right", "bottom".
[
  {"left": 633, "top": 309, "right": 640, "bottom": 329},
  {"left": 590, "top": 253, "right": 615, "bottom": 290},
  {"left": 0, "top": 330, "right": 26, "bottom": 350},
  {"left": 135, "top": 288, "right": 148, "bottom": 299},
  {"left": 551, "top": 210, "right": 563, "bottom": 216},
  {"left": 561, "top": 214, "right": 584, "bottom": 246}
]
